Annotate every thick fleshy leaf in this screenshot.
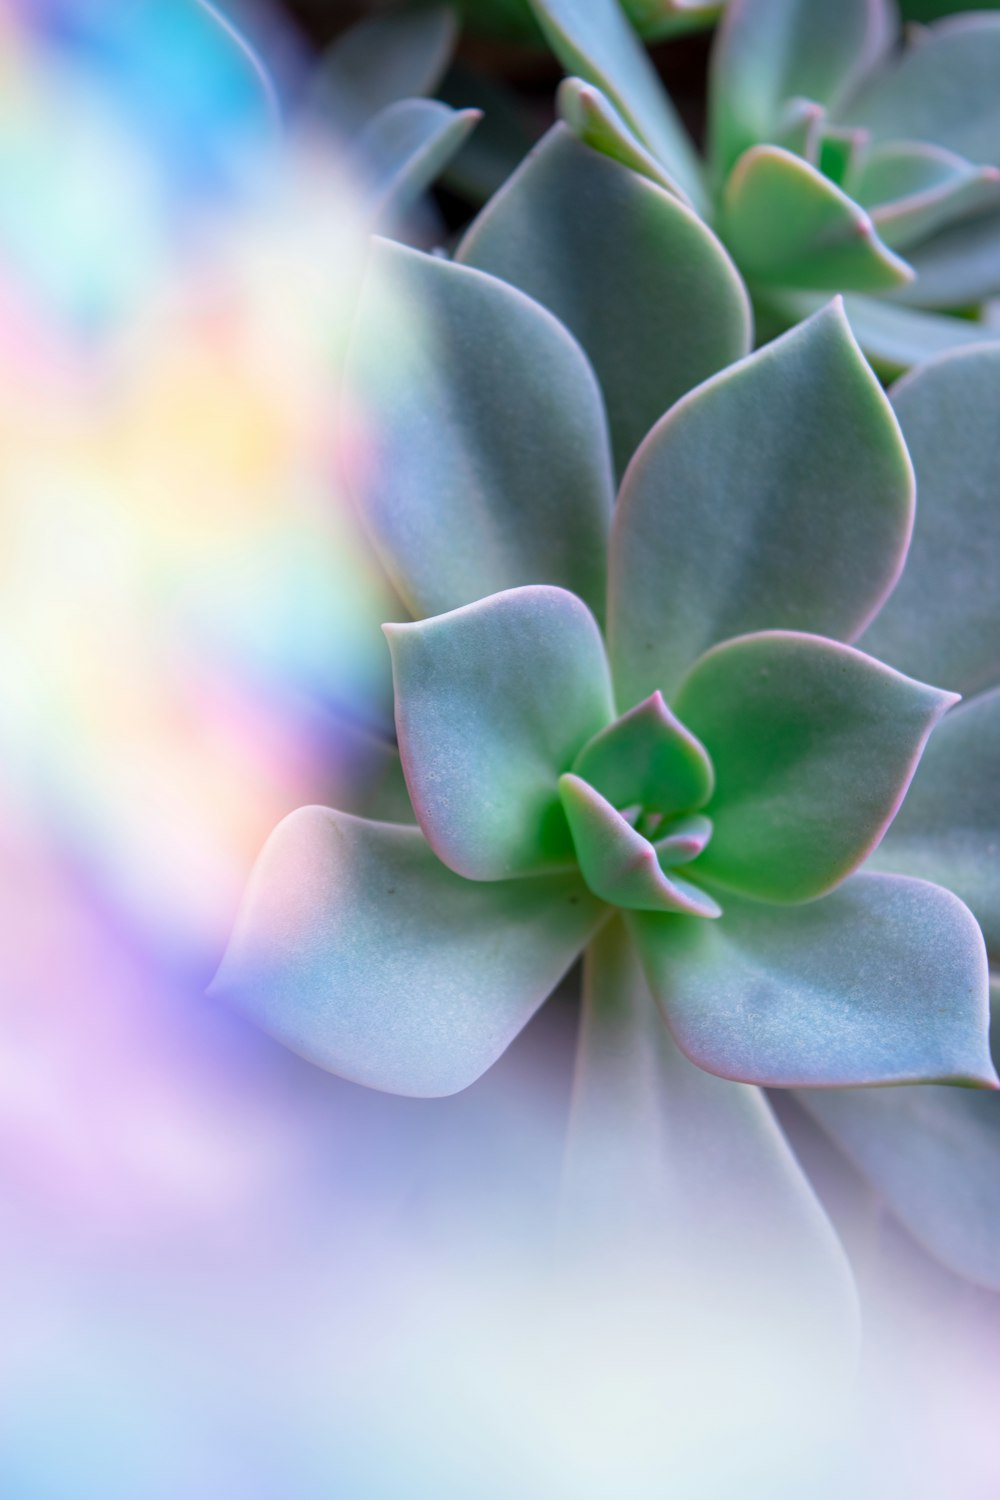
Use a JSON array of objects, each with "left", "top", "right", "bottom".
[
  {"left": 556, "top": 77, "right": 688, "bottom": 197},
  {"left": 860, "top": 346, "right": 1000, "bottom": 697},
  {"left": 527, "top": 0, "right": 706, "bottom": 208},
  {"left": 457, "top": 126, "right": 751, "bottom": 476},
  {"left": 211, "top": 807, "right": 602, "bottom": 1097},
  {"left": 849, "top": 141, "right": 1000, "bottom": 252},
  {"left": 893, "top": 205, "right": 1000, "bottom": 308},
  {"left": 559, "top": 774, "right": 722, "bottom": 916},
  {"left": 572, "top": 691, "right": 714, "bottom": 815},
  {"left": 307, "top": 4, "right": 457, "bottom": 130},
  {"left": 869, "top": 687, "right": 1000, "bottom": 961},
  {"left": 800, "top": 992, "right": 1000, "bottom": 1290},
  {"left": 609, "top": 301, "right": 915, "bottom": 706},
  {"left": 709, "top": 0, "right": 894, "bottom": 178},
  {"left": 817, "top": 124, "right": 870, "bottom": 187},
  {"left": 561, "top": 919, "right": 857, "bottom": 1332},
  {"left": 823, "top": 293, "right": 1000, "bottom": 375},
  {"left": 843, "top": 17, "right": 1000, "bottom": 171},
  {"left": 653, "top": 813, "right": 713, "bottom": 866},
  {"left": 355, "top": 99, "right": 481, "bottom": 222},
  {"left": 719, "top": 146, "right": 914, "bottom": 291},
  {"left": 673, "top": 631, "right": 956, "bottom": 903},
  {"left": 631, "top": 872, "right": 996, "bottom": 1087},
  {"left": 386, "top": 587, "right": 615, "bottom": 881},
  {"left": 346, "top": 237, "right": 613, "bottom": 620},
  {"left": 772, "top": 96, "right": 825, "bottom": 162}
]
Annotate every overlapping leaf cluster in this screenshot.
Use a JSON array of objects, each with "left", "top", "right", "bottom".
[{"left": 214, "top": 1, "right": 1000, "bottom": 1294}]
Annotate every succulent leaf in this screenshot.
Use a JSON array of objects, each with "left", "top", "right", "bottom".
[
  {"left": 653, "top": 814, "right": 714, "bottom": 866},
  {"left": 719, "top": 145, "right": 914, "bottom": 291},
  {"left": 609, "top": 301, "right": 915, "bottom": 706},
  {"left": 572, "top": 691, "right": 714, "bottom": 817},
  {"left": 526, "top": 0, "right": 706, "bottom": 208},
  {"left": 210, "top": 807, "right": 602, "bottom": 1097},
  {"left": 562, "top": 918, "right": 857, "bottom": 1328},
  {"left": 673, "top": 630, "right": 957, "bottom": 903},
  {"left": 386, "top": 587, "right": 615, "bottom": 881},
  {"left": 848, "top": 140, "right": 1000, "bottom": 252},
  {"left": 631, "top": 872, "right": 996, "bottom": 1088},
  {"left": 842, "top": 16, "right": 1000, "bottom": 170},
  {"left": 559, "top": 774, "right": 722, "bottom": 916},
  {"left": 800, "top": 992, "right": 1000, "bottom": 1291},
  {"left": 556, "top": 77, "right": 689, "bottom": 198},
  {"left": 306, "top": 4, "right": 457, "bottom": 130},
  {"left": 457, "top": 126, "right": 751, "bottom": 476},
  {"left": 355, "top": 99, "right": 481, "bottom": 224},
  {"left": 346, "top": 237, "right": 614, "bottom": 621},
  {"left": 860, "top": 346, "right": 1000, "bottom": 698},
  {"left": 869, "top": 686, "right": 1000, "bottom": 963},
  {"left": 710, "top": 0, "right": 895, "bottom": 179},
  {"left": 891, "top": 204, "right": 1000, "bottom": 308}
]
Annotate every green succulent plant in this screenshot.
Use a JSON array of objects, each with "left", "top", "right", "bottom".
[
  {"left": 213, "top": 208, "right": 1000, "bottom": 1284},
  {"left": 528, "top": 0, "right": 1000, "bottom": 373}
]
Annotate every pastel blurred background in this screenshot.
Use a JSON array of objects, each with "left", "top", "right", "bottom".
[{"left": 2, "top": 3, "right": 1000, "bottom": 1496}]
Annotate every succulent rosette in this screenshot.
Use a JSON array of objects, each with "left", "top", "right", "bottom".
[
  {"left": 214, "top": 151, "right": 1000, "bottom": 1285},
  {"left": 527, "top": 0, "right": 1000, "bottom": 373}
]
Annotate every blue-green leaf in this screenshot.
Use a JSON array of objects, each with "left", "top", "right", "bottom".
[
  {"left": 674, "top": 630, "right": 956, "bottom": 903},
  {"left": 458, "top": 126, "right": 751, "bottom": 476},
  {"left": 572, "top": 691, "right": 714, "bottom": 817},
  {"left": 387, "top": 587, "right": 615, "bottom": 881},
  {"left": 355, "top": 99, "right": 481, "bottom": 223},
  {"left": 869, "top": 687, "right": 1000, "bottom": 962},
  {"left": 211, "top": 807, "right": 602, "bottom": 1096},
  {"left": 843, "top": 16, "right": 1000, "bottom": 171},
  {"left": 849, "top": 140, "right": 1000, "bottom": 252},
  {"left": 609, "top": 301, "right": 914, "bottom": 706},
  {"left": 860, "top": 345, "right": 1000, "bottom": 697},
  {"left": 527, "top": 0, "right": 706, "bottom": 207},
  {"left": 710, "top": 0, "right": 894, "bottom": 178},
  {"left": 719, "top": 146, "right": 914, "bottom": 291},
  {"left": 561, "top": 918, "right": 857, "bottom": 1330},
  {"left": 800, "top": 992, "right": 1000, "bottom": 1291},
  {"left": 893, "top": 205, "right": 1000, "bottom": 308},
  {"left": 306, "top": 4, "right": 457, "bottom": 130},
  {"left": 557, "top": 77, "right": 689, "bottom": 198},
  {"left": 559, "top": 774, "right": 722, "bottom": 916},
  {"left": 632, "top": 873, "right": 996, "bottom": 1087},
  {"left": 346, "top": 237, "right": 614, "bottom": 621}
]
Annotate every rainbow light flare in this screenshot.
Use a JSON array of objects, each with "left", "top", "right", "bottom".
[{"left": 1, "top": 4, "right": 1000, "bottom": 1497}]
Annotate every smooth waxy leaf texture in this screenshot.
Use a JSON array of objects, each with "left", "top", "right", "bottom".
[
  {"left": 346, "top": 238, "right": 613, "bottom": 620},
  {"left": 308, "top": 4, "right": 457, "bottom": 129},
  {"left": 562, "top": 920, "right": 857, "bottom": 1329},
  {"left": 572, "top": 691, "right": 714, "bottom": 817},
  {"left": 609, "top": 301, "right": 914, "bottom": 706},
  {"left": 895, "top": 207, "right": 1000, "bottom": 308},
  {"left": 527, "top": 0, "right": 705, "bottom": 206},
  {"left": 860, "top": 346, "right": 1000, "bottom": 698},
  {"left": 871, "top": 687, "right": 1000, "bottom": 962},
  {"left": 843, "top": 16, "right": 1000, "bottom": 170},
  {"left": 458, "top": 126, "right": 751, "bottom": 475},
  {"left": 211, "top": 807, "right": 602, "bottom": 1097},
  {"left": 781, "top": 293, "right": 1000, "bottom": 377},
  {"left": 559, "top": 774, "right": 722, "bottom": 917},
  {"left": 557, "top": 77, "right": 686, "bottom": 196},
  {"left": 386, "top": 588, "right": 614, "bottom": 881},
  {"left": 849, "top": 141, "right": 1000, "bottom": 253},
  {"left": 719, "top": 146, "right": 913, "bottom": 292},
  {"left": 674, "top": 631, "right": 956, "bottom": 902},
  {"left": 801, "top": 996, "right": 1000, "bottom": 1290},
  {"left": 632, "top": 873, "right": 996, "bottom": 1088},
  {"left": 355, "top": 100, "right": 481, "bottom": 223},
  {"left": 710, "top": 0, "right": 892, "bottom": 177}
]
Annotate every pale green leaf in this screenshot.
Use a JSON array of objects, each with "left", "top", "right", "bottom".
[
  {"left": 632, "top": 872, "right": 996, "bottom": 1086},
  {"left": 386, "top": 587, "right": 615, "bottom": 881},
  {"left": 211, "top": 807, "right": 602, "bottom": 1096}
]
